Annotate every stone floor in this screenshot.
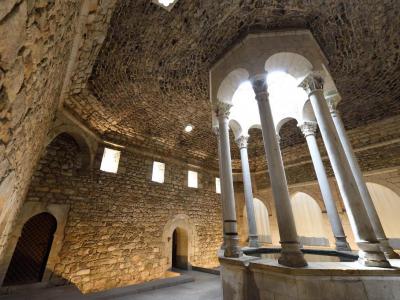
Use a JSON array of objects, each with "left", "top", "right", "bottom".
[{"left": 0, "top": 271, "right": 222, "bottom": 300}]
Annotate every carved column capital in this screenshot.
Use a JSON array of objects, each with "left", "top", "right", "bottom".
[
  {"left": 299, "top": 121, "right": 318, "bottom": 137},
  {"left": 235, "top": 135, "right": 249, "bottom": 149},
  {"left": 299, "top": 72, "right": 324, "bottom": 95},
  {"left": 250, "top": 74, "right": 269, "bottom": 102},
  {"left": 214, "top": 102, "right": 232, "bottom": 119},
  {"left": 326, "top": 93, "right": 342, "bottom": 116}
]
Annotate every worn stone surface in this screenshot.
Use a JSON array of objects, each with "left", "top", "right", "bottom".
[
  {"left": 0, "top": 0, "right": 117, "bottom": 280},
  {"left": 23, "top": 133, "right": 221, "bottom": 293},
  {"left": 64, "top": 0, "right": 400, "bottom": 168}
]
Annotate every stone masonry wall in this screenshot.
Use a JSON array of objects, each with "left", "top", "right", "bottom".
[
  {"left": 22, "top": 133, "right": 222, "bottom": 293},
  {"left": 0, "top": 0, "right": 116, "bottom": 282},
  {"left": 0, "top": 0, "right": 81, "bottom": 267}
]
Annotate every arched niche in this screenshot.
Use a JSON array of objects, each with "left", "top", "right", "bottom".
[
  {"left": 162, "top": 214, "right": 195, "bottom": 271},
  {"left": 243, "top": 198, "right": 271, "bottom": 244},
  {"left": 0, "top": 202, "right": 69, "bottom": 286},
  {"left": 172, "top": 227, "right": 189, "bottom": 269},
  {"left": 47, "top": 124, "right": 95, "bottom": 171},
  {"left": 366, "top": 182, "right": 400, "bottom": 249},
  {"left": 3, "top": 213, "right": 57, "bottom": 286},
  {"left": 290, "top": 192, "right": 329, "bottom": 247}
]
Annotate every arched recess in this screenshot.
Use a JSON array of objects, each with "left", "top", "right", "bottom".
[
  {"left": 0, "top": 202, "right": 69, "bottom": 286},
  {"left": 243, "top": 198, "right": 271, "bottom": 244},
  {"left": 172, "top": 227, "right": 189, "bottom": 269},
  {"left": 46, "top": 124, "right": 95, "bottom": 171},
  {"left": 366, "top": 182, "right": 400, "bottom": 249},
  {"left": 3, "top": 213, "right": 57, "bottom": 286},
  {"left": 290, "top": 192, "right": 329, "bottom": 247},
  {"left": 162, "top": 214, "right": 195, "bottom": 271}
]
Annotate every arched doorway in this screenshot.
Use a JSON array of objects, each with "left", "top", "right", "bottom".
[
  {"left": 172, "top": 227, "right": 189, "bottom": 270},
  {"left": 291, "top": 192, "right": 328, "bottom": 247},
  {"left": 243, "top": 198, "right": 271, "bottom": 243},
  {"left": 367, "top": 182, "right": 400, "bottom": 248},
  {"left": 3, "top": 213, "right": 57, "bottom": 286}
]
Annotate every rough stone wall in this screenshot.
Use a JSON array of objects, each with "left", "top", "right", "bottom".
[
  {"left": 23, "top": 133, "right": 222, "bottom": 293},
  {"left": 0, "top": 0, "right": 117, "bottom": 282},
  {"left": 0, "top": 0, "right": 81, "bottom": 263}
]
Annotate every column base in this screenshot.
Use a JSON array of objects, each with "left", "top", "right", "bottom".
[
  {"left": 357, "top": 241, "right": 391, "bottom": 268},
  {"left": 248, "top": 234, "right": 259, "bottom": 248},
  {"left": 279, "top": 241, "right": 307, "bottom": 267},
  {"left": 378, "top": 238, "right": 400, "bottom": 259},
  {"left": 335, "top": 236, "right": 351, "bottom": 252},
  {"left": 224, "top": 235, "right": 242, "bottom": 258}
]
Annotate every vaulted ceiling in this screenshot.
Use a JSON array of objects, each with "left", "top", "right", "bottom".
[{"left": 65, "top": 0, "right": 400, "bottom": 170}]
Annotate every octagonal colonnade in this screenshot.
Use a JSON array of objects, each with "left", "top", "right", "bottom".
[{"left": 210, "top": 29, "right": 397, "bottom": 269}]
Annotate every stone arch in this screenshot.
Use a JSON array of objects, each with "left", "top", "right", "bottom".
[
  {"left": 366, "top": 182, "right": 400, "bottom": 248},
  {"left": 290, "top": 192, "right": 329, "bottom": 247},
  {"left": 264, "top": 52, "right": 313, "bottom": 80},
  {"left": 3, "top": 213, "right": 57, "bottom": 286},
  {"left": 216, "top": 68, "right": 249, "bottom": 104},
  {"left": 276, "top": 117, "right": 298, "bottom": 135},
  {"left": 162, "top": 214, "right": 195, "bottom": 271},
  {"left": 47, "top": 124, "right": 95, "bottom": 171},
  {"left": 229, "top": 119, "right": 243, "bottom": 139},
  {"left": 243, "top": 198, "right": 271, "bottom": 244},
  {"left": 0, "top": 202, "right": 69, "bottom": 286}
]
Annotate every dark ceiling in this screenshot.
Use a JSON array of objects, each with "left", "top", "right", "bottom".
[{"left": 66, "top": 0, "right": 400, "bottom": 169}]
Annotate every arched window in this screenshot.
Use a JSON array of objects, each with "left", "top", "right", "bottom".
[
  {"left": 291, "top": 192, "right": 328, "bottom": 247},
  {"left": 3, "top": 213, "right": 57, "bottom": 286},
  {"left": 244, "top": 198, "right": 271, "bottom": 243},
  {"left": 366, "top": 182, "right": 400, "bottom": 248}
]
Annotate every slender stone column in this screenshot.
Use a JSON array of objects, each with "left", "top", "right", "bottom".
[
  {"left": 213, "top": 127, "right": 226, "bottom": 250},
  {"left": 236, "top": 135, "right": 259, "bottom": 248},
  {"left": 299, "top": 121, "right": 351, "bottom": 251},
  {"left": 327, "top": 94, "right": 399, "bottom": 259},
  {"left": 299, "top": 73, "right": 389, "bottom": 267},
  {"left": 250, "top": 74, "right": 307, "bottom": 267},
  {"left": 214, "top": 102, "right": 242, "bottom": 258}
]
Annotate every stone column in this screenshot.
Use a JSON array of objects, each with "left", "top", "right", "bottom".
[
  {"left": 214, "top": 102, "right": 242, "bottom": 258},
  {"left": 299, "top": 121, "right": 351, "bottom": 251},
  {"left": 236, "top": 135, "right": 259, "bottom": 248},
  {"left": 213, "top": 127, "right": 226, "bottom": 250},
  {"left": 250, "top": 74, "right": 307, "bottom": 267},
  {"left": 327, "top": 94, "right": 399, "bottom": 259},
  {"left": 299, "top": 73, "right": 389, "bottom": 267}
]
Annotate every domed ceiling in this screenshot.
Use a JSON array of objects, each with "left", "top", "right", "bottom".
[{"left": 65, "top": 0, "right": 400, "bottom": 170}]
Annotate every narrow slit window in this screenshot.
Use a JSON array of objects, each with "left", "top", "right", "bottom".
[
  {"left": 188, "top": 171, "right": 198, "bottom": 188},
  {"left": 152, "top": 161, "right": 165, "bottom": 183},
  {"left": 100, "top": 148, "right": 120, "bottom": 173},
  {"left": 215, "top": 177, "right": 221, "bottom": 194}
]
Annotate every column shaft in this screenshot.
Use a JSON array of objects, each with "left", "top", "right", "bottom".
[
  {"left": 237, "top": 136, "right": 259, "bottom": 248},
  {"left": 300, "top": 73, "right": 389, "bottom": 267},
  {"left": 214, "top": 128, "right": 226, "bottom": 250},
  {"left": 251, "top": 74, "right": 307, "bottom": 267},
  {"left": 300, "top": 122, "right": 351, "bottom": 251},
  {"left": 328, "top": 97, "right": 399, "bottom": 259},
  {"left": 215, "top": 103, "right": 241, "bottom": 258}
]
